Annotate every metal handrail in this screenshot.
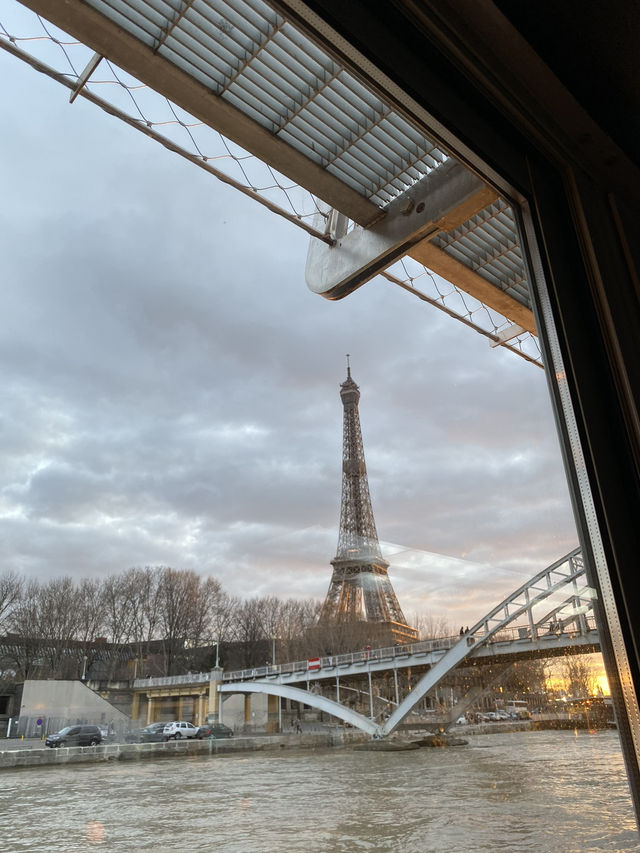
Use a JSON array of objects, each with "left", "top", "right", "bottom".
[{"left": 132, "top": 615, "right": 597, "bottom": 690}]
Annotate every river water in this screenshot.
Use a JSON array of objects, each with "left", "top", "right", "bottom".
[{"left": 1, "top": 729, "right": 638, "bottom": 853}]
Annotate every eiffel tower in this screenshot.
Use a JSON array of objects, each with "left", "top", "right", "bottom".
[{"left": 319, "top": 359, "right": 418, "bottom": 645}]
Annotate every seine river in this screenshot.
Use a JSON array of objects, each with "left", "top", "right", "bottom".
[{"left": 1, "top": 729, "right": 638, "bottom": 853}]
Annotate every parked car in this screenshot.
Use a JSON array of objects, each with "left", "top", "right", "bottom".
[
  {"left": 196, "top": 723, "right": 234, "bottom": 739},
  {"left": 496, "top": 711, "right": 510, "bottom": 721},
  {"left": 45, "top": 725, "right": 102, "bottom": 748},
  {"left": 163, "top": 721, "right": 198, "bottom": 739},
  {"left": 455, "top": 715, "right": 468, "bottom": 726},
  {"left": 125, "top": 722, "right": 168, "bottom": 743}
]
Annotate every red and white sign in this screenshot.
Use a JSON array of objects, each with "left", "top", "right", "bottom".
[{"left": 308, "top": 657, "right": 321, "bottom": 671}]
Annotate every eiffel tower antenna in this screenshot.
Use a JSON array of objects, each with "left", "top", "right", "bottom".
[{"left": 319, "top": 363, "right": 418, "bottom": 644}]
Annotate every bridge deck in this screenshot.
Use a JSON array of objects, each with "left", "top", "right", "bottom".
[{"left": 133, "top": 624, "right": 599, "bottom": 692}]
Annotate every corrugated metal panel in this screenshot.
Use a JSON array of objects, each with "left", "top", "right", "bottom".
[
  {"left": 86, "top": 0, "right": 448, "bottom": 205},
  {"left": 431, "top": 200, "right": 530, "bottom": 308},
  {"left": 4, "top": 0, "right": 535, "bottom": 325}
]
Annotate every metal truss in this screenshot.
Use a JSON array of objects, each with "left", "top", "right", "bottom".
[
  {"left": 218, "top": 680, "right": 380, "bottom": 735},
  {"left": 380, "top": 547, "right": 589, "bottom": 735},
  {"left": 213, "top": 547, "right": 596, "bottom": 738},
  {"left": 319, "top": 367, "right": 415, "bottom": 635}
]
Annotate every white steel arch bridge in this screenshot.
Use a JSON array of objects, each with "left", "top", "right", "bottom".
[{"left": 214, "top": 547, "right": 600, "bottom": 738}]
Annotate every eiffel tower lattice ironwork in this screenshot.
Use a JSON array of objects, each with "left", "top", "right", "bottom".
[{"left": 319, "top": 360, "right": 418, "bottom": 644}]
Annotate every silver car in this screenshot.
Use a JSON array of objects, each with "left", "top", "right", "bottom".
[{"left": 162, "top": 720, "right": 198, "bottom": 739}]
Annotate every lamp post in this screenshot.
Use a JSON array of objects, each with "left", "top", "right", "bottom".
[{"left": 81, "top": 655, "right": 88, "bottom": 681}]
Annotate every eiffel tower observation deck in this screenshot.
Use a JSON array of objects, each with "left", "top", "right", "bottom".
[{"left": 320, "top": 360, "right": 418, "bottom": 645}]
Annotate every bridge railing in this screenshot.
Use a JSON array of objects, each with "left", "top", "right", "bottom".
[
  {"left": 132, "top": 615, "right": 598, "bottom": 689},
  {"left": 220, "top": 636, "right": 457, "bottom": 683},
  {"left": 221, "top": 618, "right": 598, "bottom": 683},
  {"left": 133, "top": 671, "right": 212, "bottom": 689}
]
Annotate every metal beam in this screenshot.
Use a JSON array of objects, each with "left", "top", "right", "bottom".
[
  {"left": 69, "top": 51, "right": 102, "bottom": 104},
  {"left": 381, "top": 636, "right": 476, "bottom": 736},
  {"left": 218, "top": 681, "right": 380, "bottom": 736},
  {"left": 19, "top": 0, "right": 383, "bottom": 227},
  {"left": 407, "top": 240, "right": 537, "bottom": 333},
  {"left": 306, "top": 158, "right": 498, "bottom": 299}
]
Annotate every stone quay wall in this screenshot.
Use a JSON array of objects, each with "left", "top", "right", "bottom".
[{"left": 0, "top": 730, "right": 368, "bottom": 770}]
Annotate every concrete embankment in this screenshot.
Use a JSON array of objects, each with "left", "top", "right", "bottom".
[
  {"left": 2, "top": 718, "right": 589, "bottom": 770},
  {"left": 0, "top": 730, "right": 368, "bottom": 770}
]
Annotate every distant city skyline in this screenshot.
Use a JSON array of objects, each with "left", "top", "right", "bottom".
[{"left": 0, "top": 9, "right": 578, "bottom": 629}]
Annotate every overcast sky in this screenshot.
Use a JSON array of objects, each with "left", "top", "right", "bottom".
[{"left": 0, "top": 12, "right": 579, "bottom": 630}]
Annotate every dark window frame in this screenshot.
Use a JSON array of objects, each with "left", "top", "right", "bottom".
[{"left": 288, "top": 0, "right": 640, "bottom": 819}]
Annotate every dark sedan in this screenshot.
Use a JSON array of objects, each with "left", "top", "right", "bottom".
[
  {"left": 125, "top": 722, "right": 168, "bottom": 743},
  {"left": 196, "top": 723, "right": 233, "bottom": 739},
  {"left": 45, "top": 725, "right": 102, "bottom": 748}
]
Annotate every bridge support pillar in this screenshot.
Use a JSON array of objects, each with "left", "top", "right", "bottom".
[
  {"left": 200, "top": 692, "right": 208, "bottom": 724},
  {"left": 146, "top": 696, "right": 155, "bottom": 725},
  {"left": 244, "top": 694, "right": 252, "bottom": 727},
  {"left": 208, "top": 668, "right": 223, "bottom": 722},
  {"left": 266, "top": 693, "right": 279, "bottom": 733},
  {"left": 131, "top": 692, "right": 140, "bottom": 723}
]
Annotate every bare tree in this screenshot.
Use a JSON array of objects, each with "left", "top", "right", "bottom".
[
  {"left": 181, "top": 576, "right": 227, "bottom": 671},
  {"left": 410, "top": 612, "right": 454, "bottom": 640},
  {"left": 121, "top": 567, "right": 162, "bottom": 677},
  {"left": 209, "top": 587, "right": 237, "bottom": 650},
  {"left": 6, "top": 580, "right": 49, "bottom": 680},
  {"left": 0, "top": 567, "right": 341, "bottom": 682},
  {"left": 561, "top": 655, "right": 600, "bottom": 698},
  {"left": 36, "top": 577, "right": 83, "bottom": 677},
  {"left": 73, "top": 577, "right": 106, "bottom": 679},
  {"left": 156, "top": 568, "right": 219, "bottom": 674},
  {"left": 7, "top": 577, "right": 79, "bottom": 679},
  {"left": 0, "top": 570, "right": 22, "bottom": 635},
  {"left": 231, "top": 597, "right": 271, "bottom": 667},
  {"left": 75, "top": 578, "right": 105, "bottom": 642},
  {"left": 100, "top": 571, "right": 139, "bottom": 679},
  {"left": 276, "top": 598, "right": 323, "bottom": 662}
]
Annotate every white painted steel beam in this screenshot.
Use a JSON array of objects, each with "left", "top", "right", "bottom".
[
  {"left": 69, "top": 51, "right": 103, "bottom": 104},
  {"left": 489, "top": 323, "right": 526, "bottom": 346},
  {"left": 218, "top": 681, "right": 380, "bottom": 736},
  {"left": 306, "top": 159, "right": 498, "bottom": 299},
  {"left": 381, "top": 637, "right": 476, "bottom": 736}
]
